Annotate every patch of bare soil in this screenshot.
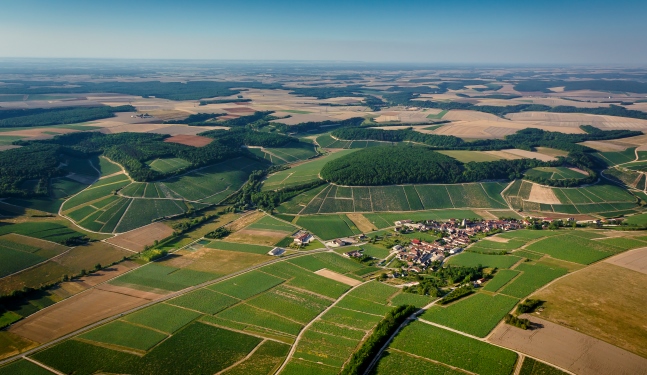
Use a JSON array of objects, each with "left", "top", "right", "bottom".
[
  {"left": 346, "top": 213, "right": 377, "bottom": 232},
  {"left": 105, "top": 222, "right": 174, "bottom": 251},
  {"left": 315, "top": 269, "right": 361, "bottom": 286},
  {"left": 225, "top": 229, "right": 288, "bottom": 246},
  {"left": 9, "top": 288, "right": 151, "bottom": 343},
  {"left": 488, "top": 314, "right": 647, "bottom": 375},
  {"left": 163, "top": 134, "right": 213, "bottom": 147},
  {"left": 604, "top": 246, "right": 647, "bottom": 275},
  {"left": 527, "top": 184, "right": 561, "bottom": 204}
]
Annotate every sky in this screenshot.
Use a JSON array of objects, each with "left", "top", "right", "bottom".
[{"left": 1, "top": 0, "right": 646, "bottom": 64}]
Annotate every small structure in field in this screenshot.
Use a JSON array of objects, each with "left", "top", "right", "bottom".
[
  {"left": 268, "top": 247, "right": 285, "bottom": 256},
  {"left": 293, "top": 231, "right": 313, "bottom": 245},
  {"left": 343, "top": 250, "right": 363, "bottom": 258}
]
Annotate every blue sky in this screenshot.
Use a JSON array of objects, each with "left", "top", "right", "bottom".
[{"left": 1, "top": 0, "right": 645, "bottom": 64}]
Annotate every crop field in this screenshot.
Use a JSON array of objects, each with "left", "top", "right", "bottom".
[
  {"left": 499, "top": 263, "right": 568, "bottom": 298},
  {"left": 147, "top": 157, "right": 192, "bottom": 173},
  {"left": 497, "top": 229, "right": 563, "bottom": 241},
  {"left": 288, "top": 252, "right": 365, "bottom": 274},
  {"left": 525, "top": 167, "right": 588, "bottom": 180},
  {"left": 110, "top": 263, "right": 218, "bottom": 292},
  {"left": 389, "top": 292, "right": 434, "bottom": 308},
  {"left": 390, "top": 321, "right": 518, "bottom": 375},
  {"left": 347, "top": 280, "right": 399, "bottom": 304},
  {"left": 292, "top": 329, "right": 359, "bottom": 367},
  {"left": 438, "top": 150, "right": 505, "bottom": 163},
  {"left": 358, "top": 243, "right": 390, "bottom": 258},
  {"left": 260, "top": 142, "right": 318, "bottom": 163},
  {"left": 592, "top": 147, "right": 636, "bottom": 167},
  {"left": 504, "top": 179, "right": 639, "bottom": 214},
  {"left": 0, "top": 359, "right": 54, "bottom": 374},
  {"left": 61, "top": 174, "right": 130, "bottom": 211},
  {"left": 519, "top": 358, "right": 567, "bottom": 375},
  {"left": 78, "top": 320, "right": 168, "bottom": 351},
  {"left": 31, "top": 323, "right": 262, "bottom": 375},
  {"left": 468, "top": 238, "right": 526, "bottom": 252},
  {"left": 275, "top": 183, "right": 329, "bottom": 215},
  {"left": 97, "top": 156, "right": 122, "bottom": 175},
  {"left": 0, "top": 235, "right": 68, "bottom": 278},
  {"left": 114, "top": 199, "right": 186, "bottom": 233},
  {"left": 0, "top": 222, "right": 84, "bottom": 243},
  {"left": 168, "top": 289, "right": 239, "bottom": 314},
  {"left": 244, "top": 286, "right": 330, "bottom": 324},
  {"left": 122, "top": 303, "right": 200, "bottom": 333},
  {"left": 71, "top": 197, "right": 132, "bottom": 232},
  {"left": 482, "top": 269, "right": 521, "bottom": 292},
  {"left": 303, "top": 183, "right": 508, "bottom": 214},
  {"left": 364, "top": 209, "right": 484, "bottom": 229},
  {"left": 205, "top": 240, "right": 273, "bottom": 254},
  {"left": 295, "top": 214, "right": 361, "bottom": 240},
  {"left": 218, "top": 340, "right": 289, "bottom": 375},
  {"left": 526, "top": 234, "right": 624, "bottom": 264},
  {"left": 260, "top": 262, "right": 349, "bottom": 299},
  {"left": 247, "top": 215, "right": 297, "bottom": 232},
  {"left": 208, "top": 270, "right": 285, "bottom": 299},
  {"left": 421, "top": 293, "right": 519, "bottom": 337},
  {"left": 163, "top": 157, "right": 263, "bottom": 202},
  {"left": 262, "top": 150, "right": 356, "bottom": 191},
  {"left": 373, "top": 350, "right": 465, "bottom": 375},
  {"left": 214, "top": 303, "right": 303, "bottom": 336},
  {"left": 446, "top": 252, "right": 521, "bottom": 269}
]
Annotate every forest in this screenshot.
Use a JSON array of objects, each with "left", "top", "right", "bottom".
[
  {"left": 0, "top": 144, "right": 63, "bottom": 196},
  {"left": 0, "top": 81, "right": 281, "bottom": 101},
  {"left": 0, "top": 105, "right": 135, "bottom": 128},
  {"left": 272, "top": 117, "right": 365, "bottom": 134},
  {"left": 513, "top": 79, "right": 647, "bottom": 94}
]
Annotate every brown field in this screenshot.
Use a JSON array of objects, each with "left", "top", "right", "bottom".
[
  {"left": 347, "top": 213, "right": 377, "bottom": 232},
  {"left": 105, "top": 222, "right": 174, "bottom": 251},
  {"left": 603, "top": 246, "right": 647, "bottom": 275},
  {"left": 163, "top": 134, "right": 213, "bottom": 147},
  {"left": 472, "top": 210, "right": 499, "bottom": 220},
  {"left": 481, "top": 236, "right": 510, "bottom": 243},
  {"left": 579, "top": 140, "right": 628, "bottom": 152},
  {"left": 51, "top": 261, "right": 141, "bottom": 299},
  {"left": 482, "top": 150, "right": 524, "bottom": 160},
  {"left": 533, "top": 147, "right": 569, "bottom": 157},
  {"left": 488, "top": 314, "right": 647, "bottom": 375},
  {"left": 8, "top": 287, "right": 153, "bottom": 343},
  {"left": 150, "top": 124, "right": 227, "bottom": 136},
  {"left": 505, "top": 112, "right": 647, "bottom": 131},
  {"left": 535, "top": 257, "right": 585, "bottom": 272},
  {"left": 0, "top": 262, "right": 71, "bottom": 295},
  {"left": 223, "top": 106, "right": 255, "bottom": 113},
  {"left": 314, "top": 269, "right": 361, "bottom": 286},
  {"left": 443, "top": 110, "right": 506, "bottom": 122},
  {"left": 0, "top": 331, "right": 38, "bottom": 360},
  {"left": 532, "top": 262, "right": 647, "bottom": 359},
  {"left": 225, "top": 229, "right": 288, "bottom": 246},
  {"left": 226, "top": 211, "right": 265, "bottom": 232},
  {"left": 606, "top": 133, "right": 647, "bottom": 148},
  {"left": 54, "top": 242, "right": 132, "bottom": 273},
  {"left": 168, "top": 248, "right": 268, "bottom": 274},
  {"left": 0, "top": 233, "right": 68, "bottom": 252},
  {"left": 527, "top": 184, "right": 560, "bottom": 204},
  {"left": 0, "top": 145, "right": 21, "bottom": 151},
  {"left": 499, "top": 149, "right": 557, "bottom": 162}
]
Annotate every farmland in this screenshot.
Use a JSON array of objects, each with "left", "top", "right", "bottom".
[
  {"left": 525, "top": 233, "right": 628, "bottom": 264},
  {"left": 482, "top": 269, "right": 521, "bottom": 292},
  {"left": 299, "top": 182, "right": 508, "bottom": 214},
  {"left": 249, "top": 142, "right": 317, "bottom": 164},
  {"left": 146, "top": 157, "right": 192, "bottom": 173},
  {"left": 389, "top": 321, "right": 518, "bottom": 375},
  {"left": 524, "top": 167, "right": 588, "bottom": 180},
  {"left": 0, "top": 235, "right": 68, "bottom": 278},
  {"left": 295, "top": 214, "right": 361, "bottom": 240},
  {"left": 421, "top": 293, "right": 519, "bottom": 337},
  {"left": 499, "top": 263, "right": 568, "bottom": 298},
  {"left": 446, "top": 252, "right": 521, "bottom": 269},
  {"left": 262, "top": 149, "right": 356, "bottom": 191}
]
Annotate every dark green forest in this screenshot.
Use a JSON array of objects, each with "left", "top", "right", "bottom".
[{"left": 0, "top": 105, "right": 135, "bottom": 128}]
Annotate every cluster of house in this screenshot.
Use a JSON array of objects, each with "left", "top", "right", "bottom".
[{"left": 391, "top": 218, "right": 523, "bottom": 272}]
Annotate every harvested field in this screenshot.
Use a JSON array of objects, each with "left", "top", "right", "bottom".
[
  {"left": 314, "top": 269, "right": 362, "bottom": 286},
  {"left": 506, "top": 112, "right": 647, "bottom": 131},
  {"left": 604, "top": 246, "right": 647, "bottom": 274},
  {"left": 488, "top": 314, "right": 647, "bottom": 375},
  {"left": 500, "top": 149, "right": 556, "bottom": 161},
  {"left": 225, "top": 229, "right": 289, "bottom": 246},
  {"left": 105, "top": 222, "right": 174, "bottom": 252},
  {"left": 346, "top": 213, "right": 378, "bottom": 232},
  {"left": 533, "top": 261, "right": 647, "bottom": 358},
  {"left": 226, "top": 211, "right": 265, "bottom": 231},
  {"left": 8, "top": 287, "right": 154, "bottom": 343},
  {"left": 580, "top": 140, "right": 628, "bottom": 152},
  {"left": 163, "top": 134, "right": 213, "bottom": 147},
  {"left": 527, "top": 184, "right": 561, "bottom": 204},
  {"left": 178, "top": 248, "right": 268, "bottom": 274}
]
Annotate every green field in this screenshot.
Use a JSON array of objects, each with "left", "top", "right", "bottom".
[
  {"left": 168, "top": 289, "right": 239, "bottom": 314},
  {"left": 373, "top": 350, "right": 465, "bottom": 375},
  {"left": 147, "top": 157, "right": 192, "bottom": 173},
  {"left": 482, "top": 269, "right": 521, "bottom": 292},
  {"left": 275, "top": 183, "right": 329, "bottom": 215},
  {"left": 32, "top": 323, "right": 262, "bottom": 375},
  {"left": 525, "top": 167, "right": 588, "bottom": 180},
  {"left": 110, "top": 263, "right": 218, "bottom": 292},
  {"left": 163, "top": 157, "right": 263, "bottom": 202},
  {"left": 214, "top": 303, "right": 303, "bottom": 336},
  {"left": 218, "top": 340, "right": 289, "bottom": 375},
  {"left": 245, "top": 286, "right": 330, "bottom": 324},
  {"left": 122, "top": 303, "right": 200, "bottom": 333},
  {"left": 389, "top": 292, "right": 434, "bottom": 308},
  {"left": 0, "top": 222, "right": 84, "bottom": 243},
  {"left": 0, "top": 359, "right": 55, "bottom": 375},
  {"left": 205, "top": 240, "right": 273, "bottom": 254},
  {"left": 247, "top": 215, "right": 298, "bottom": 232},
  {"left": 260, "top": 262, "right": 349, "bottom": 298},
  {"left": 79, "top": 320, "right": 168, "bottom": 351},
  {"left": 302, "top": 182, "right": 508, "bottom": 214},
  {"left": 261, "top": 142, "right": 318, "bottom": 163},
  {"left": 61, "top": 174, "right": 130, "bottom": 211},
  {"left": 390, "top": 321, "right": 518, "bottom": 375},
  {"left": 208, "top": 270, "right": 285, "bottom": 299},
  {"left": 262, "top": 150, "right": 357, "bottom": 191},
  {"left": 519, "top": 357, "right": 568, "bottom": 375},
  {"left": 446, "top": 252, "right": 521, "bottom": 269},
  {"left": 526, "top": 234, "right": 624, "bottom": 264},
  {"left": 364, "top": 210, "right": 484, "bottom": 230},
  {"left": 288, "top": 252, "right": 364, "bottom": 274},
  {"left": 295, "top": 214, "right": 361, "bottom": 240},
  {"left": 114, "top": 199, "right": 186, "bottom": 233},
  {"left": 438, "top": 150, "right": 506, "bottom": 163},
  {"left": 592, "top": 147, "right": 636, "bottom": 167},
  {"left": 422, "top": 293, "right": 518, "bottom": 337},
  {"left": 499, "top": 263, "right": 568, "bottom": 298},
  {"left": 0, "top": 236, "right": 68, "bottom": 278}
]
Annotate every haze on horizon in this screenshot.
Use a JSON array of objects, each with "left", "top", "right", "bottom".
[{"left": 1, "top": 0, "right": 646, "bottom": 65}]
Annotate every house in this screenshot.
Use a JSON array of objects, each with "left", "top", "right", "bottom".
[
  {"left": 294, "top": 233, "right": 313, "bottom": 245},
  {"left": 325, "top": 238, "right": 348, "bottom": 248},
  {"left": 343, "top": 250, "right": 363, "bottom": 258},
  {"left": 391, "top": 245, "right": 403, "bottom": 252},
  {"left": 476, "top": 278, "right": 487, "bottom": 285},
  {"left": 268, "top": 247, "right": 285, "bottom": 256},
  {"left": 394, "top": 220, "right": 412, "bottom": 227},
  {"left": 449, "top": 247, "right": 462, "bottom": 254}
]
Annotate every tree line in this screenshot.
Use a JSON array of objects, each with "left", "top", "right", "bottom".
[{"left": 0, "top": 105, "right": 135, "bottom": 128}]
